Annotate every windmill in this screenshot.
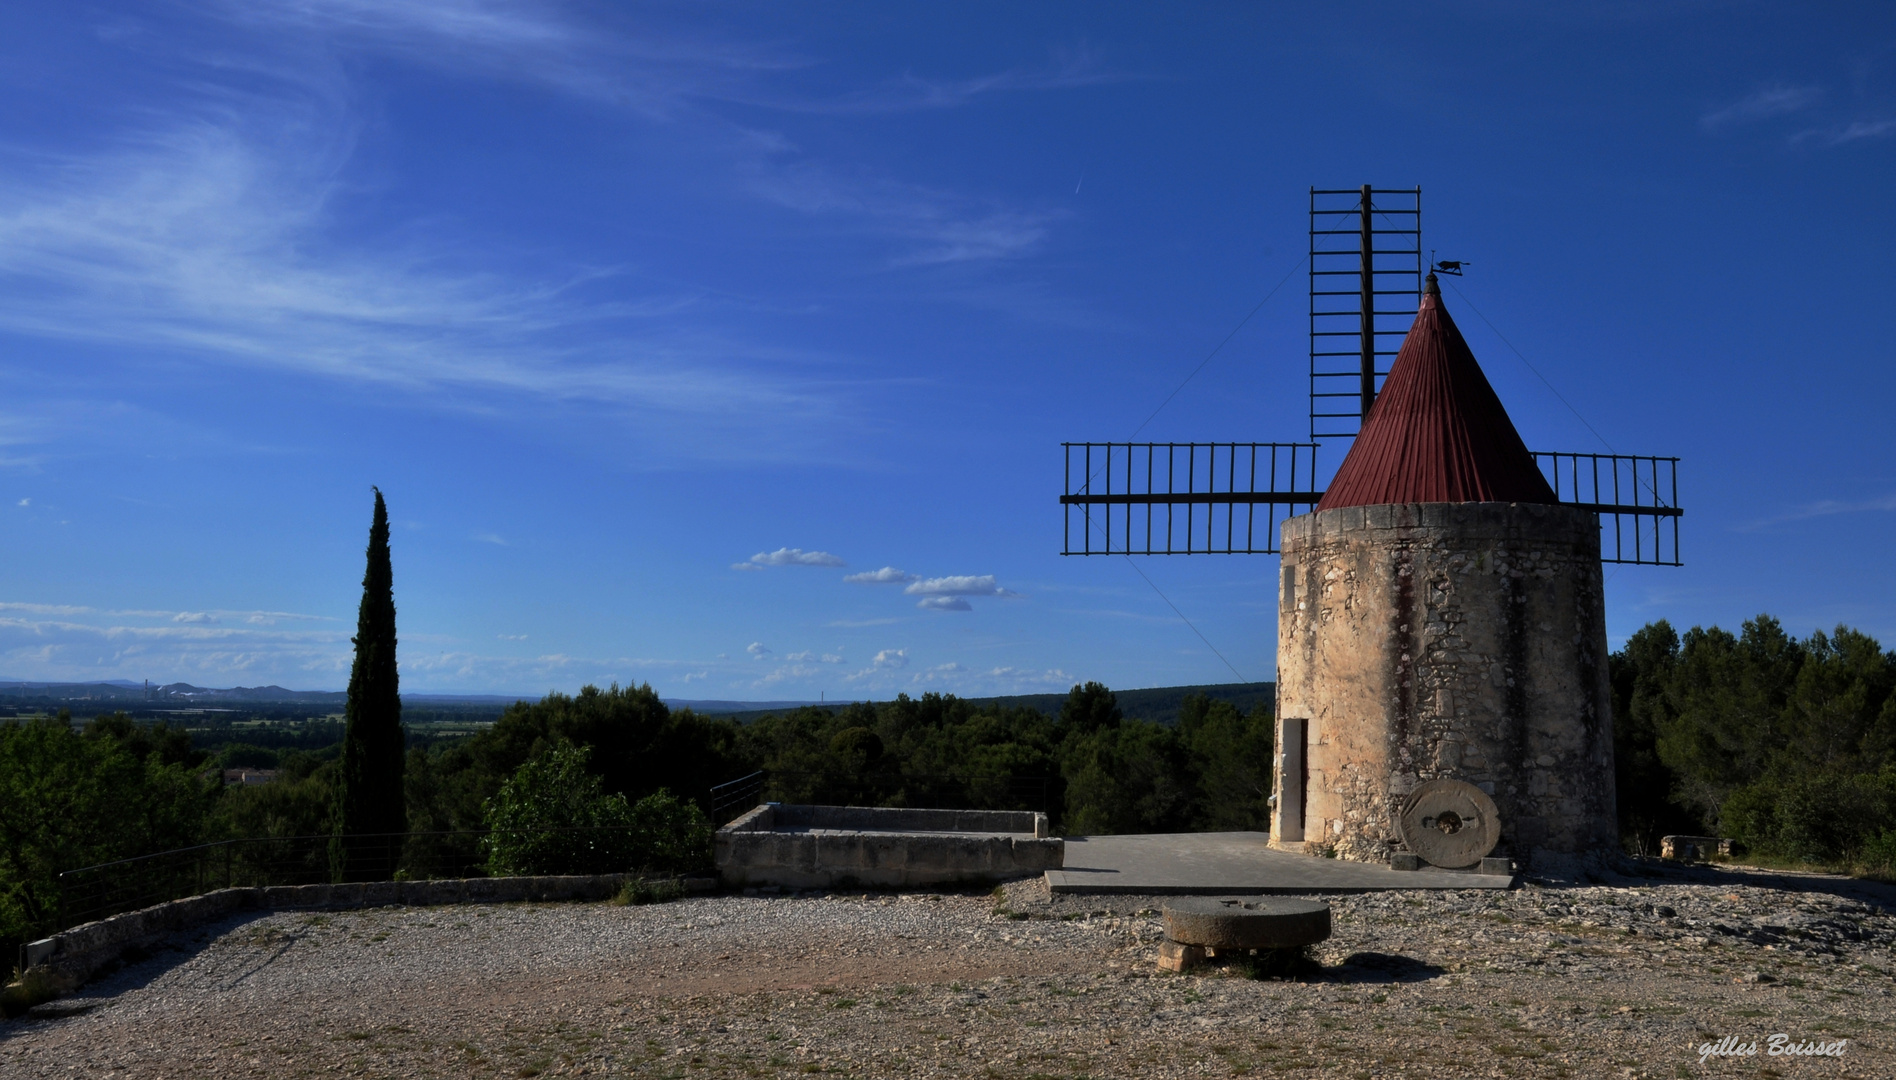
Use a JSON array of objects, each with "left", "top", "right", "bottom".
[{"left": 1057, "top": 186, "right": 1682, "bottom": 873}]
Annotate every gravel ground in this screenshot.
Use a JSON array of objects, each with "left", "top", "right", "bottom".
[{"left": 4, "top": 863, "right": 1894, "bottom": 1079}]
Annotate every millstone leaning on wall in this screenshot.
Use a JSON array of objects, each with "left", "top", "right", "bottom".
[{"left": 1271, "top": 502, "right": 1617, "bottom": 873}]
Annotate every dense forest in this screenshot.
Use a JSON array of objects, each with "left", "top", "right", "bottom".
[{"left": 5, "top": 612, "right": 1894, "bottom": 961}]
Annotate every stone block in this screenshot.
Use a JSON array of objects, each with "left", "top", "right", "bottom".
[
  {"left": 1156, "top": 939, "right": 1206, "bottom": 973},
  {"left": 1390, "top": 852, "right": 1422, "bottom": 871},
  {"left": 1478, "top": 856, "right": 1513, "bottom": 876},
  {"left": 20, "top": 938, "right": 56, "bottom": 969}
]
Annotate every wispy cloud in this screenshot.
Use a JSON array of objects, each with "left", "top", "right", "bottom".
[
  {"left": 1701, "top": 84, "right": 1823, "bottom": 130},
  {"left": 784, "top": 650, "right": 846, "bottom": 664},
  {"left": 1739, "top": 492, "right": 1896, "bottom": 531},
  {"left": 474, "top": 532, "right": 509, "bottom": 546},
  {"left": 1792, "top": 119, "right": 1896, "bottom": 146},
  {"left": 743, "top": 45, "right": 1126, "bottom": 115},
  {"left": 743, "top": 547, "right": 846, "bottom": 568},
  {"left": 843, "top": 566, "right": 918, "bottom": 584},
  {"left": 871, "top": 648, "right": 908, "bottom": 669},
  {"left": 746, "top": 641, "right": 772, "bottom": 659},
  {"left": 745, "top": 160, "right": 1059, "bottom": 266}
]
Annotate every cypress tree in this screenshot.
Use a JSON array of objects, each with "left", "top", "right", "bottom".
[{"left": 331, "top": 486, "right": 406, "bottom": 881}]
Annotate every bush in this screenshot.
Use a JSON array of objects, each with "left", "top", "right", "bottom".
[{"left": 481, "top": 744, "right": 711, "bottom": 876}]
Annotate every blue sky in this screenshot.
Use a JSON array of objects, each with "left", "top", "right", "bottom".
[{"left": 2, "top": 2, "right": 1892, "bottom": 698}]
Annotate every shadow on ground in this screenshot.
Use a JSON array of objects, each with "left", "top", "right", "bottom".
[
  {"left": 1321, "top": 951, "right": 1448, "bottom": 983},
  {"left": 0, "top": 910, "right": 279, "bottom": 1043}
]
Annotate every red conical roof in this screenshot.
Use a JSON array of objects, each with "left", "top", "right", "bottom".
[{"left": 1315, "top": 276, "right": 1556, "bottom": 511}]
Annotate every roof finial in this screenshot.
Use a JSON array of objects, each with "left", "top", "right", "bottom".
[{"left": 1424, "top": 271, "right": 1441, "bottom": 298}]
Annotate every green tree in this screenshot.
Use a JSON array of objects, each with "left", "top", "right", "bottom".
[
  {"left": 467, "top": 683, "right": 739, "bottom": 811},
  {"left": 1061, "top": 721, "right": 1193, "bottom": 835},
  {"left": 1057, "top": 681, "right": 1122, "bottom": 738},
  {"left": 481, "top": 743, "right": 712, "bottom": 875},
  {"left": 1178, "top": 694, "right": 1276, "bottom": 831},
  {"left": 0, "top": 717, "right": 214, "bottom": 959},
  {"left": 1608, "top": 620, "right": 1705, "bottom": 852},
  {"left": 332, "top": 486, "right": 406, "bottom": 881}
]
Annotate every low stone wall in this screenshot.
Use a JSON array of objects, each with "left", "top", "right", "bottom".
[
  {"left": 19, "top": 873, "right": 704, "bottom": 990},
  {"left": 717, "top": 804, "right": 1063, "bottom": 889}
]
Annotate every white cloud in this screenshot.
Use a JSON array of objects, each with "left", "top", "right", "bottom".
[
  {"left": 916, "top": 596, "right": 972, "bottom": 612},
  {"left": 171, "top": 612, "right": 218, "bottom": 624},
  {"left": 745, "top": 547, "right": 846, "bottom": 567},
  {"left": 904, "top": 574, "right": 1020, "bottom": 598},
  {"left": 497, "top": 633, "right": 528, "bottom": 641},
  {"left": 986, "top": 666, "right": 1075, "bottom": 688},
  {"left": 871, "top": 648, "right": 908, "bottom": 669},
  {"left": 746, "top": 641, "right": 772, "bottom": 659},
  {"left": 729, "top": 562, "right": 766, "bottom": 572},
  {"left": 843, "top": 566, "right": 918, "bottom": 584},
  {"left": 1701, "top": 84, "right": 1823, "bottom": 130},
  {"left": 930, "top": 662, "right": 965, "bottom": 673},
  {"left": 681, "top": 670, "right": 709, "bottom": 683},
  {"left": 755, "top": 663, "right": 821, "bottom": 687},
  {"left": 15, "top": 498, "right": 26, "bottom": 507}
]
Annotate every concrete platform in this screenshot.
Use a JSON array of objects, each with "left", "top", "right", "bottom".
[{"left": 1045, "top": 831, "right": 1512, "bottom": 894}]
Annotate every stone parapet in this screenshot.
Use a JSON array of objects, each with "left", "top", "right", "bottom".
[
  {"left": 17, "top": 873, "right": 706, "bottom": 991},
  {"left": 716, "top": 803, "right": 1063, "bottom": 889}
]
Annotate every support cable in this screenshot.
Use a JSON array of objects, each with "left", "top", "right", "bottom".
[{"left": 1441, "top": 279, "right": 1615, "bottom": 454}]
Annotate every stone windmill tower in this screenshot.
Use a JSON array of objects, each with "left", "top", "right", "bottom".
[{"left": 1060, "top": 187, "right": 1682, "bottom": 873}]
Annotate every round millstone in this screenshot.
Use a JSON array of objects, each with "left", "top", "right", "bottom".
[
  {"left": 1161, "top": 896, "right": 1331, "bottom": 949},
  {"left": 1396, "top": 778, "right": 1502, "bottom": 869}
]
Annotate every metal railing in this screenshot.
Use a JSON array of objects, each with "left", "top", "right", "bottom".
[
  {"left": 54, "top": 826, "right": 700, "bottom": 933},
  {"left": 709, "top": 771, "right": 766, "bottom": 824},
  {"left": 709, "top": 768, "right": 1060, "bottom": 824}
]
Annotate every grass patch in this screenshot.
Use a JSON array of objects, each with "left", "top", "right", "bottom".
[
  {"left": 611, "top": 877, "right": 685, "bottom": 906},
  {"left": 0, "top": 968, "right": 71, "bottom": 1018}
]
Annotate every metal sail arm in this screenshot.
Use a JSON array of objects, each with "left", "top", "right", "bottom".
[
  {"left": 1060, "top": 442, "right": 1320, "bottom": 555},
  {"left": 1533, "top": 451, "right": 1683, "bottom": 566}
]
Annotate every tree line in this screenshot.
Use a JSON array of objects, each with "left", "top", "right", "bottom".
[
  {"left": 1, "top": 487, "right": 1889, "bottom": 969},
  {"left": 1612, "top": 615, "right": 1896, "bottom": 870}
]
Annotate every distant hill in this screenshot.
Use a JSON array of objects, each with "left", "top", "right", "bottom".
[
  {"left": 693, "top": 682, "right": 1274, "bottom": 727},
  {"left": 664, "top": 698, "right": 861, "bottom": 715},
  {"left": 1, "top": 680, "right": 1273, "bottom": 728},
  {"left": 0, "top": 681, "right": 520, "bottom": 709}
]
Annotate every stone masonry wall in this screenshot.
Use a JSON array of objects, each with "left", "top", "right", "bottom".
[{"left": 1272, "top": 503, "right": 1616, "bottom": 870}]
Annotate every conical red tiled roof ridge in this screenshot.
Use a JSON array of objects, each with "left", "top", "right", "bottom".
[{"left": 1315, "top": 276, "right": 1556, "bottom": 511}]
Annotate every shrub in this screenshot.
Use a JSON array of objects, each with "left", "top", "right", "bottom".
[{"left": 481, "top": 744, "right": 712, "bottom": 876}]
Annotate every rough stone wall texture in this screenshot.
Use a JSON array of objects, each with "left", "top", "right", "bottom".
[
  {"left": 1271, "top": 502, "right": 1616, "bottom": 871},
  {"left": 716, "top": 804, "right": 1063, "bottom": 889}
]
